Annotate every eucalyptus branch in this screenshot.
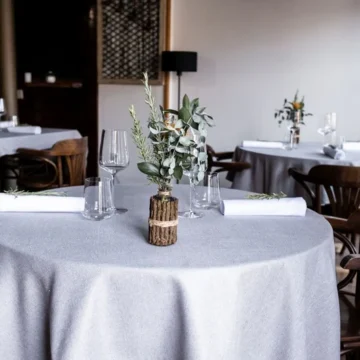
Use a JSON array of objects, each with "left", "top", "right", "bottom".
[
  {"left": 247, "top": 192, "right": 287, "bottom": 200},
  {"left": 130, "top": 72, "right": 214, "bottom": 191}
]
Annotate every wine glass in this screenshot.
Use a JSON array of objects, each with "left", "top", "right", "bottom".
[
  {"left": 179, "top": 131, "right": 206, "bottom": 219},
  {"left": 99, "top": 129, "right": 130, "bottom": 212},
  {"left": 318, "top": 113, "right": 336, "bottom": 145}
]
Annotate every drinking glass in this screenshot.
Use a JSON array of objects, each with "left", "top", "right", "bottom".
[
  {"left": 99, "top": 129, "right": 129, "bottom": 212},
  {"left": 82, "top": 177, "right": 115, "bottom": 221},
  {"left": 337, "top": 136, "right": 345, "bottom": 150},
  {"left": 193, "top": 172, "right": 221, "bottom": 209},
  {"left": 318, "top": 113, "right": 336, "bottom": 145}
]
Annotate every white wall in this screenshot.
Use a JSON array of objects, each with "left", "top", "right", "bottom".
[
  {"left": 99, "top": 0, "right": 360, "bottom": 184},
  {"left": 170, "top": 0, "right": 360, "bottom": 149}
]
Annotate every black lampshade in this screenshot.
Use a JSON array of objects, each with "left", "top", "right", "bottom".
[{"left": 161, "top": 51, "right": 197, "bottom": 74}]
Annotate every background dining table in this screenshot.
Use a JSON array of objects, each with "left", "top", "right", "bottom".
[
  {"left": 0, "top": 128, "right": 81, "bottom": 157},
  {"left": 228, "top": 142, "right": 360, "bottom": 203},
  {"left": 0, "top": 184, "right": 339, "bottom": 360}
]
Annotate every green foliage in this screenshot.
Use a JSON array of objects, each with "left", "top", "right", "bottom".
[
  {"left": 4, "top": 188, "right": 68, "bottom": 197},
  {"left": 274, "top": 90, "right": 313, "bottom": 126},
  {"left": 129, "top": 73, "right": 214, "bottom": 191},
  {"left": 247, "top": 192, "right": 287, "bottom": 200}
]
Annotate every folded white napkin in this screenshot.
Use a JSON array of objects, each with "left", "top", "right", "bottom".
[
  {"left": 7, "top": 126, "right": 42, "bottom": 134},
  {"left": 343, "top": 142, "right": 360, "bottom": 151},
  {"left": 323, "top": 145, "right": 346, "bottom": 160},
  {"left": 0, "top": 194, "right": 84, "bottom": 212},
  {"left": 0, "top": 121, "right": 15, "bottom": 129},
  {"left": 220, "top": 197, "right": 307, "bottom": 216},
  {"left": 241, "top": 140, "right": 284, "bottom": 149}
]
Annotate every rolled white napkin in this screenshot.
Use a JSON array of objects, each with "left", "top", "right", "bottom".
[
  {"left": 220, "top": 197, "right": 307, "bottom": 216},
  {"left": 343, "top": 142, "right": 360, "bottom": 151},
  {"left": 323, "top": 145, "right": 346, "bottom": 160},
  {"left": 7, "top": 126, "right": 42, "bottom": 134},
  {"left": 241, "top": 140, "right": 284, "bottom": 149},
  {"left": 0, "top": 194, "right": 84, "bottom": 212},
  {"left": 0, "top": 121, "right": 15, "bottom": 129}
]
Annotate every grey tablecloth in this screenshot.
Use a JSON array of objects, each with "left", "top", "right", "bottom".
[
  {"left": 0, "top": 128, "right": 81, "bottom": 156},
  {"left": 0, "top": 185, "right": 339, "bottom": 360},
  {"left": 229, "top": 142, "right": 360, "bottom": 203}
]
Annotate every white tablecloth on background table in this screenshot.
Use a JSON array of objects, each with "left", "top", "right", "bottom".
[
  {"left": 228, "top": 142, "right": 360, "bottom": 203},
  {"left": 0, "top": 185, "right": 339, "bottom": 360},
  {"left": 0, "top": 128, "right": 82, "bottom": 156}
]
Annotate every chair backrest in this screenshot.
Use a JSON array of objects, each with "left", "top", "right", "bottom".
[
  {"left": 51, "top": 137, "right": 88, "bottom": 187},
  {"left": 206, "top": 145, "right": 216, "bottom": 171},
  {"left": 308, "top": 165, "right": 360, "bottom": 218}
]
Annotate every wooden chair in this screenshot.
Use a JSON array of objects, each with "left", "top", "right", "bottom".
[
  {"left": 16, "top": 137, "right": 88, "bottom": 190},
  {"left": 337, "top": 211, "right": 360, "bottom": 358},
  {"left": 207, "top": 144, "right": 251, "bottom": 174},
  {"left": 288, "top": 165, "right": 360, "bottom": 231}
]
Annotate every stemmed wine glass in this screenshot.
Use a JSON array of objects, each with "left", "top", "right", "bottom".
[
  {"left": 318, "top": 113, "right": 336, "bottom": 145},
  {"left": 178, "top": 131, "right": 206, "bottom": 219},
  {"left": 99, "top": 129, "right": 130, "bottom": 212}
]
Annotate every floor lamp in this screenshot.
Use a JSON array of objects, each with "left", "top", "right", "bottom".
[{"left": 161, "top": 51, "right": 197, "bottom": 110}]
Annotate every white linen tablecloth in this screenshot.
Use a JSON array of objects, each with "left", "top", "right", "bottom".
[
  {"left": 0, "top": 185, "right": 339, "bottom": 360},
  {"left": 0, "top": 128, "right": 81, "bottom": 156},
  {"left": 228, "top": 142, "right": 360, "bottom": 204}
]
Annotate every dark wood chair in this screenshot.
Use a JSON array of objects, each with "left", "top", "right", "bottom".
[
  {"left": 288, "top": 165, "right": 360, "bottom": 230},
  {"left": 207, "top": 144, "right": 251, "bottom": 174},
  {"left": 16, "top": 137, "right": 88, "bottom": 190},
  {"left": 337, "top": 211, "right": 360, "bottom": 358}
]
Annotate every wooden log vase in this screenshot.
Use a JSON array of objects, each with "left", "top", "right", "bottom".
[{"left": 148, "top": 190, "right": 178, "bottom": 246}]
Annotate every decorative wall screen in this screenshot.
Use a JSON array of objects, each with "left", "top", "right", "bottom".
[{"left": 97, "top": 0, "right": 166, "bottom": 84}]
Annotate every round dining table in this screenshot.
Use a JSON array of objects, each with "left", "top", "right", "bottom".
[
  {"left": 228, "top": 142, "right": 360, "bottom": 203},
  {"left": 0, "top": 184, "right": 339, "bottom": 360}
]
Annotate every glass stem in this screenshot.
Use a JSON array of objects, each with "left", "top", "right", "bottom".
[
  {"left": 189, "top": 175, "right": 194, "bottom": 214},
  {"left": 111, "top": 173, "right": 116, "bottom": 208}
]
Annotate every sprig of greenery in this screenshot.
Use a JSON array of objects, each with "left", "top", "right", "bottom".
[
  {"left": 130, "top": 105, "right": 154, "bottom": 163},
  {"left": 4, "top": 188, "right": 68, "bottom": 197},
  {"left": 274, "top": 90, "right": 312, "bottom": 126},
  {"left": 247, "top": 192, "right": 287, "bottom": 200},
  {"left": 129, "top": 73, "right": 215, "bottom": 191}
]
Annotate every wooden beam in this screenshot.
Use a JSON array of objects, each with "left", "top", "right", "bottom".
[{"left": 0, "top": 0, "right": 18, "bottom": 116}]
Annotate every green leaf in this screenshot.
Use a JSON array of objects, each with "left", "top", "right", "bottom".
[
  {"left": 178, "top": 107, "right": 192, "bottom": 123},
  {"left": 170, "top": 158, "right": 176, "bottom": 169},
  {"left": 137, "top": 162, "right": 160, "bottom": 177},
  {"left": 163, "top": 158, "right": 172, "bottom": 167},
  {"left": 197, "top": 171, "right": 204, "bottom": 182},
  {"left": 179, "top": 136, "right": 191, "bottom": 146},
  {"left": 190, "top": 98, "right": 199, "bottom": 113},
  {"left": 192, "top": 114, "right": 201, "bottom": 123},
  {"left": 163, "top": 109, "right": 179, "bottom": 116},
  {"left": 175, "top": 146, "right": 188, "bottom": 153},
  {"left": 174, "top": 166, "right": 183, "bottom": 180},
  {"left": 182, "top": 94, "right": 190, "bottom": 109},
  {"left": 175, "top": 119, "right": 183, "bottom": 128},
  {"left": 149, "top": 127, "right": 159, "bottom": 135},
  {"left": 198, "top": 152, "right": 207, "bottom": 161}
]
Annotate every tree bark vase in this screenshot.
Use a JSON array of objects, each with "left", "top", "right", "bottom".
[{"left": 148, "top": 192, "right": 178, "bottom": 246}]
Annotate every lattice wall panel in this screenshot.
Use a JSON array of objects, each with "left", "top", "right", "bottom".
[{"left": 98, "top": 0, "right": 164, "bottom": 84}]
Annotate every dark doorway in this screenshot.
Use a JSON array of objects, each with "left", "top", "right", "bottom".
[{"left": 14, "top": 0, "right": 98, "bottom": 176}]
